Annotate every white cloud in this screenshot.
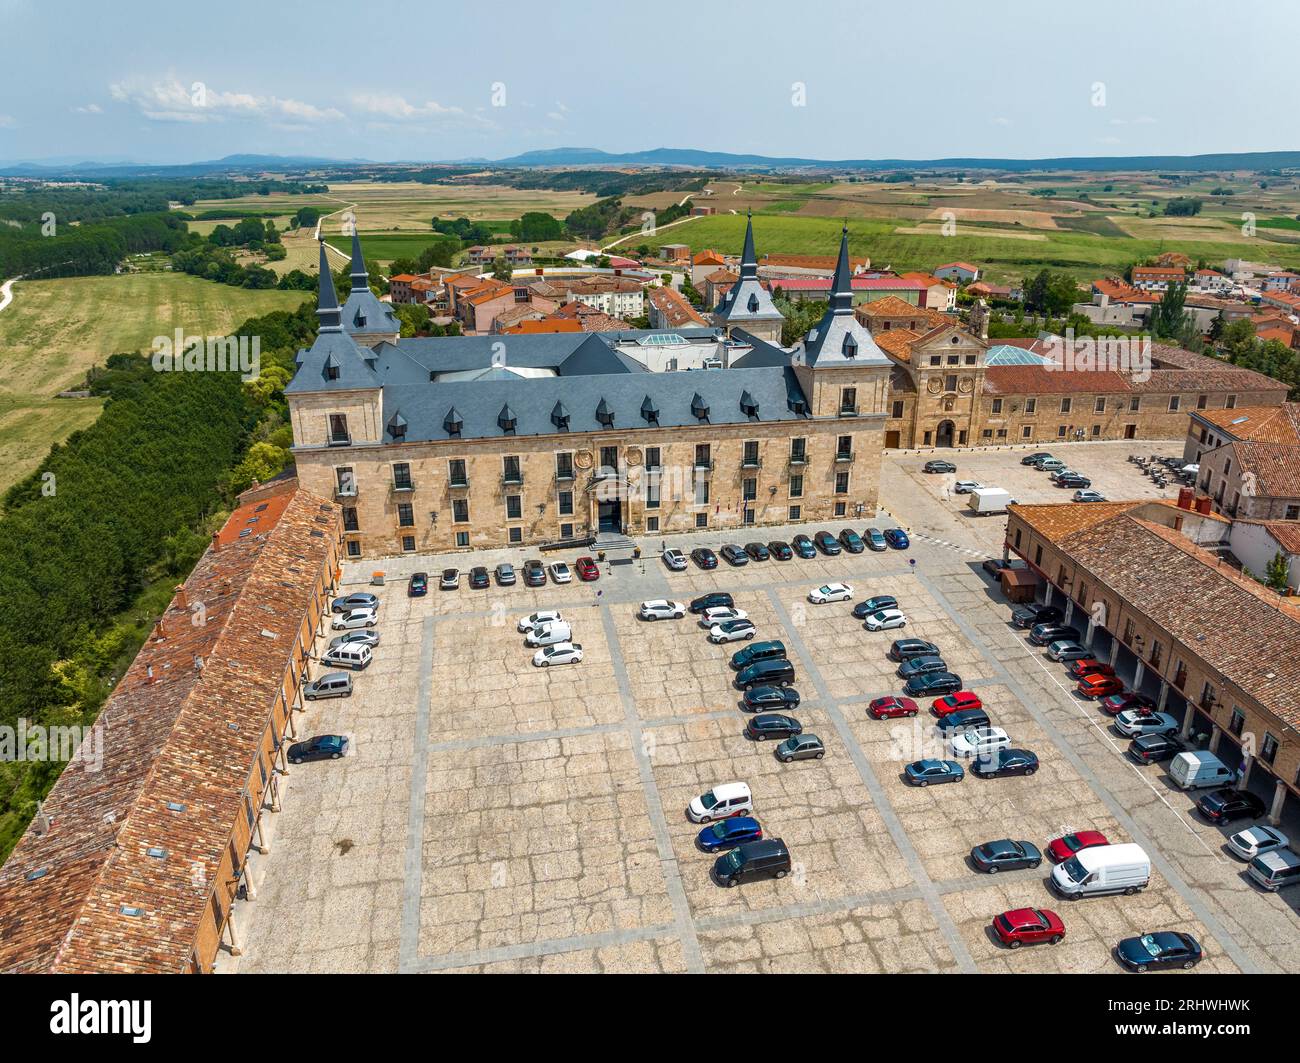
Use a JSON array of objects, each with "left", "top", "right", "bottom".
[
  {"left": 350, "top": 93, "right": 465, "bottom": 120},
  {"left": 109, "top": 77, "right": 343, "bottom": 124},
  {"left": 73, "top": 103, "right": 103, "bottom": 115},
  {"left": 990, "top": 116, "right": 1012, "bottom": 126},
  {"left": 0, "top": 113, "right": 15, "bottom": 128}
]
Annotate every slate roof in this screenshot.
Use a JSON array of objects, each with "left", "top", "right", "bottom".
[
  {"left": 341, "top": 230, "right": 400, "bottom": 337},
  {"left": 713, "top": 213, "right": 784, "bottom": 324},
  {"left": 792, "top": 226, "right": 892, "bottom": 370}
]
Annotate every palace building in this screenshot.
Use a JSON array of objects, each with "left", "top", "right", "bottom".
[{"left": 286, "top": 223, "right": 894, "bottom": 558}]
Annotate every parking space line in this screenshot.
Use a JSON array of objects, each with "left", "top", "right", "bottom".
[
  {"left": 398, "top": 615, "right": 436, "bottom": 973},
  {"left": 764, "top": 587, "right": 979, "bottom": 973}
]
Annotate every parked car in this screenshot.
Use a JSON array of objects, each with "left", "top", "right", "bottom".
[
  {"left": 791, "top": 535, "right": 817, "bottom": 559},
  {"left": 1114, "top": 932, "right": 1202, "bottom": 973},
  {"left": 532, "top": 642, "right": 583, "bottom": 668},
  {"left": 865, "top": 527, "right": 888, "bottom": 551},
  {"left": 1037, "top": 458, "right": 1066, "bottom": 472},
  {"left": 742, "top": 686, "right": 801, "bottom": 713},
  {"left": 735, "top": 658, "right": 795, "bottom": 691},
  {"left": 1074, "top": 489, "right": 1106, "bottom": 503},
  {"left": 1077, "top": 674, "right": 1125, "bottom": 698},
  {"left": 696, "top": 816, "right": 763, "bottom": 853},
  {"left": 329, "top": 630, "right": 380, "bottom": 651},
  {"left": 662, "top": 548, "right": 688, "bottom": 571},
  {"left": 731, "top": 640, "right": 786, "bottom": 670},
  {"left": 905, "top": 672, "right": 963, "bottom": 697},
  {"left": 905, "top": 759, "right": 964, "bottom": 786},
  {"left": 950, "top": 725, "right": 1011, "bottom": 758},
  {"left": 1227, "top": 825, "right": 1291, "bottom": 862},
  {"left": 745, "top": 713, "right": 802, "bottom": 741},
  {"left": 1047, "top": 640, "right": 1091, "bottom": 662},
  {"left": 494, "top": 563, "right": 516, "bottom": 587},
  {"left": 318, "top": 642, "right": 370, "bottom": 678},
  {"left": 983, "top": 557, "right": 1027, "bottom": 579},
  {"left": 709, "top": 619, "right": 756, "bottom": 643},
  {"left": 1114, "top": 710, "right": 1179, "bottom": 738},
  {"left": 1011, "top": 603, "right": 1063, "bottom": 629},
  {"left": 971, "top": 748, "right": 1040, "bottom": 778},
  {"left": 720, "top": 544, "right": 749, "bottom": 566},
  {"left": 1056, "top": 473, "right": 1092, "bottom": 489},
  {"left": 935, "top": 708, "right": 991, "bottom": 734},
  {"left": 1047, "top": 830, "right": 1109, "bottom": 863},
  {"left": 1020, "top": 452, "right": 1054, "bottom": 466},
  {"left": 408, "top": 571, "right": 428, "bottom": 596},
  {"left": 691, "top": 547, "right": 719, "bottom": 570},
  {"left": 518, "top": 610, "right": 563, "bottom": 633},
  {"left": 1127, "top": 733, "right": 1185, "bottom": 764},
  {"left": 889, "top": 638, "right": 940, "bottom": 662},
  {"left": 687, "top": 782, "right": 753, "bottom": 823},
  {"left": 1101, "top": 691, "right": 1157, "bottom": 716},
  {"left": 469, "top": 566, "right": 490, "bottom": 589},
  {"left": 331, "top": 592, "right": 379, "bottom": 614},
  {"left": 525, "top": 620, "right": 572, "bottom": 647},
  {"left": 865, "top": 608, "right": 908, "bottom": 632},
  {"left": 331, "top": 607, "right": 378, "bottom": 630},
  {"left": 897, "top": 655, "right": 948, "bottom": 681},
  {"left": 713, "top": 838, "right": 791, "bottom": 887},
  {"left": 776, "top": 734, "right": 825, "bottom": 762},
  {"left": 853, "top": 595, "right": 899, "bottom": 618},
  {"left": 1068, "top": 659, "right": 1115, "bottom": 680},
  {"left": 813, "top": 530, "right": 842, "bottom": 555},
  {"left": 639, "top": 599, "right": 686, "bottom": 621},
  {"left": 953, "top": 480, "right": 984, "bottom": 494},
  {"left": 523, "top": 560, "right": 547, "bottom": 587},
  {"left": 701, "top": 606, "right": 748, "bottom": 626},
  {"left": 768, "top": 540, "right": 794, "bottom": 560},
  {"left": 690, "top": 592, "right": 734, "bottom": 614},
  {"left": 287, "top": 734, "right": 349, "bottom": 764},
  {"left": 993, "top": 908, "right": 1065, "bottom": 949},
  {"left": 932, "top": 691, "right": 982, "bottom": 717},
  {"left": 884, "top": 528, "right": 910, "bottom": 549},
  {"left": 548, "top": 561, "right": 572, "bottom": 584},
  {"left": 575, "top": 556, "right": 600, "bottom": 581},
  {"left": 838, "top": 528, "right": 865, "bottom": 553},
  {"left": 972, "top": 839, "right": 1042, "bottom": 873},
  {"left": 1029, "top": 622, "right": 1080, "bottom": 646},
  {"left": 439, "top": 568, "right": 460, "bottom": 591},
  {"left": 923, "top": 459, "right": 957, "bottom": 474},
  {"left": 1195, "top": 788, "right": 1267, "bottom": 823},
  {"left": 809, "top": 582, "right": 853, "bottom": 604},
  {"left": 744, "top": 542, "right": 771, "bottom": 562},
  {"left": 303, "top": 673, "right": 353, "bottom": 701},
  {"left": 868, "top": 695, "right": 919, "bottom": 720}
]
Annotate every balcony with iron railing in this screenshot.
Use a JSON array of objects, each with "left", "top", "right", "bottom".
[
  {"left": 327, "top": 433, "right": 352, "bottom": 448},
  {"left": 501, "top": 470, "right": 525, "bottom": 487},
  {"left": 693, "top": 458, "right": 715, "bottom": 473},
  {"left": 740, "top": 455, "right": 763, "bottom": 470},
  {"left": 834, "top": 450, "right": 855, "bottom": 464},
  {"left": 390, "top": 479, "right": 416, "bottom": 495}
]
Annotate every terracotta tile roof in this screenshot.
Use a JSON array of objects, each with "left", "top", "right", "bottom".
[
  {"left": 0, "top": 483, "right": 338, "bottom": 973},
  {"left": 693, "top": 250, "right": 726, "bottom": 266},
  {"left": 1133, "top": 265, "right": 1187, "bottom": 279},
  {"left": 1132, "top": 345, "right": 1290, "bottom": 394},
  {"left": 898, "top": 271, "right": 950, "bottom": 288},
  {"left": 501, "top": 318, "right": 583, "bottom": 334},
  {"left": 647, "top": 285, "right": 708, "bottom": 327},
  {"left": 1091, "top": 277, "right": 1159, "bottom": 304},
  {"left": 984, "top": 365, "right": 1135, "bottom": 395},
  {"left": 874, "top": 328, "right": 921, "bottom": 361},
  {"left": 1259, "top": 520, "right": 1300, "bottom": 554},
  {"left": 388, "top": 273, "right": 418, "bottom": 282},
  {"left": 1195, "top": 403, "right": 1300, "bottom": 445},
  {"left": 1009, "top": 500, "right": 1148, "bottom": 542},
  {"left": 937, "top": 261, "right": 979, "bottom": 272},
  {"left": 1229, "top": 441, "right": 1300, "bottom": 497}
]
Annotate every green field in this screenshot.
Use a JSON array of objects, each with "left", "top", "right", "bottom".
[
  {"left": 0, "top": 273, "right": 308, "bottom": 491},
  {"left": 323, "top": 230, "right": 461, "bottom": 264}
]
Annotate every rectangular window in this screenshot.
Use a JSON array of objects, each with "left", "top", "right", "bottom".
[
  {"left": 694, "top": 443, "right": 711, "bottom": 469},
  {"left": 401, "top": 535, "right": 415, "bottom": 553},
  {"left": 789, "top": 437, "right": 807, "bottom": 463},
  {"left": 1021, "top": 426, "right": 1032, "bottom": 439},
  {"left": 644, "top": 479, "right": 659, "bottom": 510},
  {"left": 449, "top": 459, "right": 468, "bottom": 487},
  {"left": 599, "top": 446, "right": 618, "bottom": 473},
  {"left": 644, "top": 446, "right": 661, "bottom": 471},
  {"left": 455, "top": 531, "right": 469, "bottom": 548},
  {"left": 840, "top": 387, "right": 857, "bottom": 414},
  {"left": 834, "top": 501, "right": 846, "bottom": 516},
  {"left": 836, "top": 435, "right": 853, "bottom": 460},
  {"left": 1286, "top": 504, "right": 1300, "bottom": 520},
  {"left": 1130, "top": 396, "right": 1140, "bottom": 412},
  {"left": 1013, "top": 528, "right": 1022, "bottom": 549},
  {"left": 834, "top": 471, "right": 849, "bottom": 494},
  {"left": 1168, "top": 396, "right": 1180, "bottom": 412},
  {"left": 506, "top": 495, "right": 522, "bottom": 520},
  {"left": 1057, "top": 425, "right": 1067, "bottom": 438},
  {"left": 346, "top": 539, "right": 361, "bottom": 557},
  {"left": 558, "top": 491, "right": 574, "bottom": 516},
  {"left": 452, "top": 499, "right": 469, "bottom": 523},
  {"left": 1229, "top": 709, "right": 1245, "bottom": 737},
  {"left": 646, "top": 516, "right": 659, "bottom": 532},
  {"left": 328, "top": 413, "right": 350, "bottom": 445},
  {"left": 508, "top": 527, "right": 522, "bottom": 544},
  {"left": 1034, "top": 545, "right": 1043, "bottom": 566},
  {"left": 392, "top": 462, "right": 413, "bottom": 490},
  {"left": 788, "top": 505, "right": 801, "bottom": 521},
  {"left": 742, "top": 440, "right": 760, "bottom": 468},
  {"left": 1092, "top": 424, "right": 1101, "bottom": 437},
  {"left": 335, "top": 467, "right": 356, "bottom": 496},
  {"left": 789, "top": 474, "right": 804, "bottom": 499},
  {"left": 695, "top": 512, "right": 708, "bottom": 529},
  {"left": 694, "top": 479, "right": 709, "bottom": 505},
  {"left": 343, "top": 507, "right": 359, "bottom": 532},
  {"left": 1225, "top": 394, "right": 1236, "bottom": 409},
  {"left": 891, "top": 401, "right": 904, "bottom": 419},
  {"left": 502, "top": 455, "right": 522, "bottom": 484},
  {"left": 945, "top": 374, "right": 957, "bottom": 392},
  {"left": 1196, "top": 394, "right": 1207, "bottom": 410},
  {"left": 560, "top": 523, "right": 573, "bottom": 539},
  {"left": 555, "top": 452, "right": 574, "bottom": 480},
  {"left": 397, "top": 502, "right": 414, "bottom": 527},
  {"left": 1149, "top": 641, "right": 1162, "bottom": 669},
  {"left": 742, "top": 478, "right": 757, "bottom": 501},
  {"left": 1060, "top": 397, "right": 1072, "bottom": 414},
  {"left": 991, "top": 398, "right": 1003, "bottom": 414},
  {"left": 1261, "top": 733, "right": 1279, "bottom": 765},
  {"left": 1025, "top": 398, "right": 1037, "bottom": 414}
]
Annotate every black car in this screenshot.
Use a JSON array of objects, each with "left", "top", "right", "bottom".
[
  {"left": 523, "top": 559, "right": 547, "bottom": 587},
  {"left": 897, "top": 655, "right": 949, "bottom": 680},
  {"left": 1056, "top": 474, "right": 1092, "bottom": 489},
  {"left": 853, "top": 595, "right": 899, "bottom": 619},
  {"left": 904, "top": 671, "right": 963, "bottom": 697},
  {"left": 1196, "top": 788, "right": 1267, "bottom": 823},
  {"left": 1020, "top": 452, "right": 1054, "bottom": 466},
  {"left": 713, "top": 838, "right": 791, "bottom": 887},
  {"left": 889, "top": 638, "right": 940, "bottom": 663},
  {"left": 1011, "top": 603, "right": 1063, "bottom": 628},
  {"left": 745, "top": 713, "right": 802, "bottom": 741},
  {"left": 744, "top": 542, "right": 771, "bottom": 562},
  {"left": 1115, "top": 932, "right": 1202, "bottom": 973},
  {"left": 983, "top": 557, "right": 1027, "bottom": 580},
  {"left": 923, "top": 459, "right": 957, "bottom": 473},
  {"left": 971, "top": 748, "right": 1039, "bottom": 778},
  {"left": 838, "top": 528, "right": 865, "bottom": 553},
  {"left": 742, "top": 685, "right": 802, "bottom": 713},
  {"left": 791, "top": 535, "right": 817, "bottom": 559},
  {"left": 1128, "top": 733, "right": 1185, "bottom": 764},
  {"left": 287, "top": 734, "right": 349, "bottom": 764},
  {"left": 768, "top": 540, "right": 793, "bottom": 561},
  {"left": 935, "top": 708, "right": 991, "bottom": 734},
  {"left": 971, "top": 839, "right": 1043, "bottom": 873},
  {"left": 731, "top": 640, "right": 786, "bottom": 671},
  {"left": 736, "top": 658, "right": 795, "bottom": 690},
  {"left": 689, "top": 592, "right": 734, "bottom": 614},
  {"left": 1029, "top": 622, "right": 1080, "bottom": 646},
  {"left": 813, "top": 530, "right": 842, "bottom": 556},
  {"left": 495, "top": 563, "right": 516, "bottom": 586},
  {"left": 408, "top": 571, "right": 428, "bottom": 596},
  {"left": 721, "top": 544, "right": 749, "bottom": 566},
  {"left": 691, "top": 547, "right": 719, "bottom": 570},
  {"left": 469, "top": 566, "right": 490, "bottom": 589}
]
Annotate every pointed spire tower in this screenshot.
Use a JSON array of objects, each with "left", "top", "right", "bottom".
[
  {"left": 710, "top": 210, "right": 784, "bottom": 344},
  {"left": 795, "top": 224, "right": 887, "bottom": 368},
  {"left": 350, "top": 228, "right": 370, "bottom": 293},
  {"left": 338, "top": 223, "right": 401, "bottom": 347},
  {"left": 738, "top": 209, "right": 759, "bottom": 280},
  {"left": 317, "top": 240, "right": 343, "bottom": 332}
]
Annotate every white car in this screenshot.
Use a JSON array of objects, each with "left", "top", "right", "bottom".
[
  {"left": 1227, "top": 825, "right": 1290, "bottom": 861},
  {"left": 809, "top": 582, "right": 853, "bottom": 604},
  {"left": 662, "top": 549, "right": 687, "bottom": 571},
  {"left": 518, "top": 609, "right": 564, "bottom": 633},
  {"left": 701, "top": 606, "right": 748, "bottom": 626},
  {"left": 331, "top": 607, "right": 378, "bottom": 630},
  {"left": 864, "top": 608, "right": 907, "bottom": 631},
  {"left": 953, "top": 481, "right": 984, "bottom": 494},
  {"left": 1114, "top": 710, "right": 1180, "bottom": 738},
  {"left": 525, "top": 620, "right": 572, "bottom": 647},
  {"left": 548, "top": 562, "right": 572, "bottom": 584},
  {"left": 533, "top": 642, "right": 583, "bottom": 667},
  {"left": 639, "top": 599, "right": 686, "bottom": 621},
  {"left": 709, "top": 619, "right": 756, "bottom": 644},
  {"left": 686, "top": 781, "right": 753, "bottom": 823},
  {"left": 949, "top": 725, "right": 1010, "bottom": 757}
]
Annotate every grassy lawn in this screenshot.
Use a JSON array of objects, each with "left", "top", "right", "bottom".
[
  {"left": 322, "top": 230, "right": 462, "bottom": 264},
  {"left": 0, "top": 273, "right": 307, "bottom": 491}
]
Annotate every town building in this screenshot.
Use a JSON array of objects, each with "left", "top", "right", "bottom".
[
  {"left": 1131, "top": 265, "right": 1187, "bottom": 291},
  {"left": 710, "top": 213, "right": 786, "bottom": 344},
  {"left": 659, "top": 243, "right": 691, "bottom": 263},
  {"left": 1228, "top": 518, "right": 1300, "bottom": 592},
  {"left": 341, "top": 231, "right": 400, "bottom": 346},
  {"left": 934, "top": 261, "right": 980, "bottom": 283},
  {"left": 898, "top": 271, "right": 957, "bottom": 311},
  {"left": 647, "top": 284, "right": 710, "bottom": 329}
]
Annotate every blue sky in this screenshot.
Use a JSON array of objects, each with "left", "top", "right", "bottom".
[{"left": 1, "top": 0, "right": 1295, "bottom": 164}]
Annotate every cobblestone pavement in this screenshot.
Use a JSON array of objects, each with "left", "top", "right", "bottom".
[{"left": 224, "top": 440, "right": 1298, "bottom": 974}]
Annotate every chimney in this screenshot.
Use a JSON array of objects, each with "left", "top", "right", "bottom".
[
  {"left": 1177, "top": 487, "right": 1194, "bottom": 510},
  {"left": 175, "top": 584, "right": 188, "bottom": 610},
  {"left": 146, "top": 665, "right": 155, "bottom": 684},
  {"left": 211, "top": 531, "right": 221, "bottom": 553}
]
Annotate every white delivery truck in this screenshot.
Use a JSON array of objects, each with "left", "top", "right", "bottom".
[
  {"left": 1051, "top": 842, "right": 1150, "bottom": 899},
  {"left": 1169, "top": 751, "right": 1236, "bottom": 790},
  {"left": 968, "top": 487, "right": 1012, "bottom": 515}
]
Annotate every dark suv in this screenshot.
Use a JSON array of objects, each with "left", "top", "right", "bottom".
[
  {"left": 1011, "top": 603, "right": 1063, "bottom": 629},
  {"left": 813, "top": 531, "right": 842, "bottom": 556},
  {"left": 523, "top": 559, "right": 547, "bottom": 587},
  {"left": 904, "top": 671, "right": 963, "bottom": 697},
  {"left": 889, "top": 638, "right": 940, "bottom": 663},
  {"left": 1128, "top": 733, "right": 1184, "bottom": 763},
  {"left": 1196, "top": 788, "right": 1267, "bottom": 823},
  {"left": 838, "top": 528, "right": 865, "bottom": 553},
  {"left": 690, "top": 592, "right": 734, "bottom": 614},
  {"left": 1029, "top": 622, "right": 1080, "bottom": 646},
  {"left": 736, "top": 658, "right": 795, "bottom": 690},
  {"left": 713, "top": 838, "right": 791, "bottom": 887},
  {"left": 731, "top": 640, "right": 786, "bottom": 671},
  {"left": 897, "top": 655, "right": 949, "bottom": 680}
]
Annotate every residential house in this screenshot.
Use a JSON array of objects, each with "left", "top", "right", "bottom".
[{"left": 934, "top": 261, "right": 980, "bottom": 283}]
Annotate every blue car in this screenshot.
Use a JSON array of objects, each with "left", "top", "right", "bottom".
[
  {"left": 791, "top": 535, "right": 817, "bottom": 559},
  {"left": 884, "top": 528, "right": 910, "bottom": 550},
  {"left": 905, "top": 759, "right": 965, "bottom": 786},
  {"left": 696, "top": 816, "right": 763, "bottom": 853}
]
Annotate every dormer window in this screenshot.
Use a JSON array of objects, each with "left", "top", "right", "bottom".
[
  {"left": 551, "top": 401, "right": 570, "bottom": 432},
  {"left": 640, "top": 395, "right": 659, "bottom": 424},
  {"left": 443, "top": 407, "right": 463, "bottom": 437},
  {"left": 740, "top": 390, "right": 759, "bottom": 419},
  {"left": 747, "top": 293, "right": 759, "bottom": 313},
  {"left": 842, "top": 334, "right": 857, "bottom": 358},
  {"left": 691, "top": 392, "right": 709, "bottom": 422},
  {"left": 595, "top": 398, "right": 615, "bottom": 428},
  {"left": 497, "top": 404, "right": 518, "bottom": 434}
]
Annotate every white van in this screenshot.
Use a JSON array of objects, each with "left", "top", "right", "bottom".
[
  {"left": 687, "top": 782, "right": 753, "bottom": 823},
  {"left": 525, "top": 620, "right": 573, "bottom": 647},
  {"left": 1051, "top": 842, "right": 1150, "bottom": 899},
  {"left": 1169, "top": 751, "right": 1235, "bottom": 790},
  {"left": 1247, "top": 848, "right": 1300, "bottom": 892},
  {"left": 321, "top": 643, "right": 373, "bottom": 671}
]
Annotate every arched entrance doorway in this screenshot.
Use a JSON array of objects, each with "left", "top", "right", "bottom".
[{"left": 935, "top": 420, "right": 956, "bottom": 448}]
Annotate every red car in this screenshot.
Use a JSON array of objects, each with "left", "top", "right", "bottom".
[
  {"left": 1068, "top": 659, "right": 1115, "bottom": 680},
  {"left": 868, "top": 695, "right": 919, "bottom": 720},
  {"left": 575, "top": 556, "right": 600, "bottom": 581},
  {"left": 993, "top": 908, "right": 1065, "bottom": 949},
  {"left": 1046, "top": 829, "right": 1109, "bottom": 863},
  {"left": 1077, "top": 674, "right": 1125, "bottom": 699},
  {"left": 1099, "top": 691, "right": 1157, "bottom": 716},
  {"left": 932, "top": 691, "right": 983, "bottom": 717}
]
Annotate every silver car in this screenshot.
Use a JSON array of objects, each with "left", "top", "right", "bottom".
[
  {"left": 776, "top": 734, "right": 825, "bottom": 763},
  {"left": 329, "top": 630, "right": 380, "bottom": 651}
]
